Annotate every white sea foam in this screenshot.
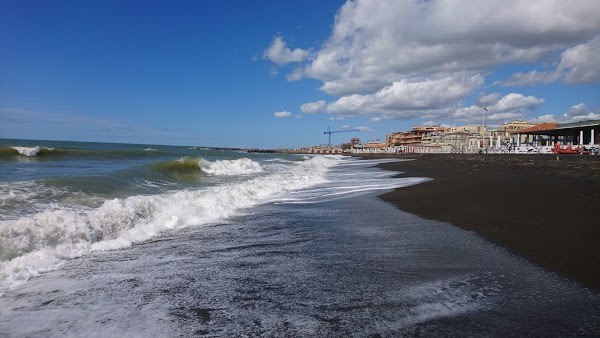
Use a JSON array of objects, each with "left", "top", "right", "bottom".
[
  {"left": 11, "top": 146, "right": 53, "bottom": 157},
  {"left": 200, "top": 158, "right": 264, "bottom": 176},
  {"left": 271, "top": 157, "right": 427, "bottom": 204},
  {"left": 0, "top": 181, "right": 88, "bottom": 221},
  {"left": 396, "top": 276, "right": 490, "bottom": 326},
  {"left": 0, "top": 181, "right": 42, "bottom": 208},
  {"left": 0, "top": 156, "right": 337, "bottom": 289}
]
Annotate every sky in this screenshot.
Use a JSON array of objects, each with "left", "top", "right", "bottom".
[{"left": 1, "top": 0, "right": 599, "bottom": 148}]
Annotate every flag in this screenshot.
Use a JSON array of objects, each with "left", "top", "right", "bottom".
[{"left": 483, "top": 107, "right": 488, "bottom": 111}]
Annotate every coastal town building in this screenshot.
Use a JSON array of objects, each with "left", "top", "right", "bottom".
[
  {"left": 489, "top": 120, "right": 536, "bottom": 145},
  {"left": 343, "top": 120, "right": 600, "bottom": 154},
  {"left": 299, "top": 118, "right": 599, "bottom": 156},
  {"left": 511, "top": 119, "right": 600, "bottom": 147}
]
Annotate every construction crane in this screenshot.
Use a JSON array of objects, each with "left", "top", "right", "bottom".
[{"left": 323, "top": 126, "right": 360, "bottom": 147}]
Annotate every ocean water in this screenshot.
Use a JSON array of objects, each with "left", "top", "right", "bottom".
[{"left": 1, "top": 139, "right": 599, "bottom": 336}]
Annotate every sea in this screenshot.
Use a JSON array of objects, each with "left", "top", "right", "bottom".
[{"left": 0, "top": 139, "right": 599, "bottom": 336}]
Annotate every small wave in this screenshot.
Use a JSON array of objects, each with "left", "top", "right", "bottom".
[
  {"left": 1, "top": 146, "right": 58, "bottom": 157},
  {"left": 152, "top": 157, "right": 203, "bottom": 174},
  {"left": 0, "top": 147, "right": 19, "bottom": 157},
  {"left": 200, "top": 158, "right": 263, "bottom": 176},
  {"left": 0, "top": 145, "right": 180, "bottom": 160}
]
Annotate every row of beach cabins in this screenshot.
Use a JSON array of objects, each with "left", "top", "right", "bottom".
[{"left": 304, "top": 119, "right": 600, "bottom": 155}]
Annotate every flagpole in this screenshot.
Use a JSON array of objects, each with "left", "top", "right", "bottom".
[
  {"left": 482, "top": 107, "right": 487, "bottom": 148},
  {"left": 483, "top": 108, "right": 485, "bottom": 129}
]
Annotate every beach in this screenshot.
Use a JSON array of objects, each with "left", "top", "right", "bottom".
[
  {"left": 2, "top": 142, "right": 600, "bottom": 335},
  {"left": 373, "top": 153, "right": 600, "bottom": 291}
]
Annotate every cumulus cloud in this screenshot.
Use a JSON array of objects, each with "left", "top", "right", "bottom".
[
  {"left": 563, "top": 103, "right": 600, "bottom": 121},
  {"left": 450, "top": 93, "right": 545, "bottom": 124},
  {"left": 528, "top": 104, "right": 600, "bottom": 123},
  {"left": 339, "top": 125, "right": 373, "bottom": 132},
  {"left": 496, "top": 71, "right": 558, "bottom": 87},
  {"left": 263, "top": 0, "right": 600, "bottom": 124},
  {"left": 565, "top": 103, "right": 589, "bottom": 117},
  {"left": 302, "top": 1, "right": 599, "bottom": 94},
  {"left": 558, "top": 36, "right": 600, "bottom": 84},
  {"left": 273, "top": 111, "right": 293, "bottom": 118},
  {"left": 493, "top": 93, "right": 545, "bottom": 112},
  {"left": 300, "top": 100, "right": 327, "bottom": 114},
  {"left": 304, "top": 73, "right": 484, "bottom": 120},
  {"left": 263, "top": 36, "right": 310, "bottom": 65},
  {"left": 529, "top": 114, "right": 559, "bottom": 123},
  {"left": 476, "top": 93, "right": 501, "bottom": 107},
  {"left": 266, "top": 0, "right": 600, "bottom": 124},
  {"left": 286, "top": 68, "right": 305, "bottom": 81},
  {"left": 498, "top": 36, "right": 600, "bottom": 86}
]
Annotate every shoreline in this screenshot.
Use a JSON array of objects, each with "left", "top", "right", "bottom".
[{"left": 362, "top": 153, "right": 600, "bottom": 291}]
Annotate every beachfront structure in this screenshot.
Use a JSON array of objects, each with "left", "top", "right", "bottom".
[
  {"left": 386, "top": 126, "right": 447, "bottom": 147},
  {"left": 511, "top": 120, "right": 600, "bottom": 147},
  {"left": 353, "top": 141, "right": 388, "bottom": 153},
  {"left": 383, "top": 125, "right": 489, "bottom": 153},
  {"left": 347, "top": 119, "right": 600, "bottom": 155},
  {"left": 306, "top": 146, "right": 344, "bottom": 154},
  {"left": 489, "top": 120, "right": 536, "bottom": 145}
]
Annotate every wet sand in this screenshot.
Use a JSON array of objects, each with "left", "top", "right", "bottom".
[{"left": 367, "top": 153, "right": 600, "bottom": 291}]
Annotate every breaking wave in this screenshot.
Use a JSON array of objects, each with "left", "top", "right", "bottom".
[
  {"left": 0, "top": 146, "right": 60, "bottom": 157},
  {"left": 152, "top": 157, "right": 203, "bottom": 174},
  {"left": 0, "top": 156, "right": 335, "bottom": 289},
  {"left": 200, "top": 158, "right": 264, "bottom": 176}
]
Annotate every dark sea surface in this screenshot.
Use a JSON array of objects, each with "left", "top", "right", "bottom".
[{"left": 0, "top": 139, "right": 598, "bottom": 336}]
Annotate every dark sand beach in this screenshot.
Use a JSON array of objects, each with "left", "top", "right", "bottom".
[{"left": 371, "top": 154, "right": 600, "bottom": 291}]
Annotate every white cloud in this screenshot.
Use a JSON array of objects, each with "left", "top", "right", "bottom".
[
  {"left": 306, "top": 73, "right": 484, "bottom": 120},
  {"left": 269, "top": 68, "right": 279, "bottom": 78},
  {"left": 263, "top": 36, "right": 310, "bottom": 65},
  {"left": 339, "top": 125, "right": 373, "bottom": 132},
  {"left": 259, "top": 0, "right": 600, "bottom": 124},
  {"left": 529, "top": 115, "right": 556, "bottom": 123},
  {"left": 302, "top": 0, "right": 600, "bottom": 95},
  {"left": 557, "top": 36, "right": 600, "bottom": 84},
  {"left": 286, "top": 68, "right": 305, "bottom": 81},
  {"left": 450, "top": 93, "right": 545, "bottom": 124},
  {"left": 273, "top": 111, "right": 293, "bottom": 118},
  {"left": 300, "top": 100, "right": 327, "bottom": 114},
  {"left": 476, "top": 93, "right": 501, "bottom": 107},
  {"left": 565, "top": 103, "right": 589, "bottom": 117},
  {"left": 562, "top": 103, "right": 600, "bottom": 121},
  {"left": 369, "top": 117, "right": 382, "bottom": 122},
  {"left": 495, "top": 71, "right": 558, "bottom": 87},
  {"left": 493, "top": 93, "right": 545, "bottom": 113},
  {"left": 528, "top": 104, "right": 600, "bottom": 124},
  {"left": 498, "top": 35, "right": 600, "bottom": 86}
]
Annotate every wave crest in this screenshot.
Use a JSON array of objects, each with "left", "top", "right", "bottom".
[
  {"left": 200, "top": 158, "right": 263, "bottom": 176},
  {"left": 4, "top": 146, "right": 57, "bottom": 157},
  {"left": 152, "top": 157, "right": 202, "bottom": 174}
]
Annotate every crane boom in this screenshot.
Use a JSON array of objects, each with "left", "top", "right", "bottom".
[{"left": 323, "top": 126, "right": 360, "bottom": 146}]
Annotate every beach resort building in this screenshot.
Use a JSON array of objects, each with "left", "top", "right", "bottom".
[
  {"left": 489, "top": 120, "right": 536, "bottom": 145},
  {"left": 511, "top": 119, "right": 600, "bottom": 147},
  {"left": 344, "top": 118, "right": 599, "bottom": 155}
]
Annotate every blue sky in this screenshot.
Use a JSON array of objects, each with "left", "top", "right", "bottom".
[{"left": 1, "top": 0, "right": 599, "bottom": 148}]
